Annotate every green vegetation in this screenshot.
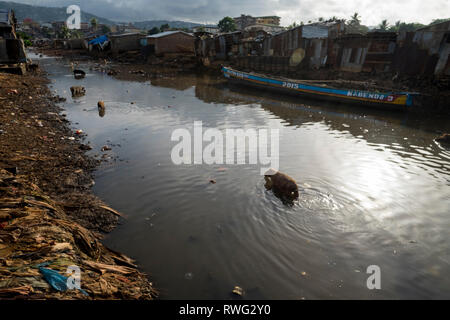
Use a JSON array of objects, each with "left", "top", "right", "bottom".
[
  {"left": 57, "top": 25, "right": 70, "bottom": 39},
  {"left": 378, "top": 19, "right": 389, "bottom": 31},
  {"left": 90, "top": 18, "right": 98, "bottom": 30},
  {"left": 16, "top": 30, "right": 32, "bottom": 46},
  {"left": 429, "top": 18, "right": 450, "bottom": 25},
  {"left": 218, "top": 16, "right": 236, "bottom": 33},
  {"left": 101, "top": 24, "right": 111, "bottom": 34},
  {"left": 388, "top": 21, "right": 425, "bottom": 32},
  {"left": 160, "top": 23, "right": 170, "bottom": 32},
  {"left": 349, "top": 12, "right": 361, "bottom": 26},
  {"left": 148, "top": 26, "right": 160, "bottom": 35}
]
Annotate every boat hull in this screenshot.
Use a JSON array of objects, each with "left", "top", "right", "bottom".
[{"left": 222, "top": 66, "right": 415, "bottom": 110}]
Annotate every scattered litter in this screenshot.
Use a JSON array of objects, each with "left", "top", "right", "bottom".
[
  {"left": 39, "top": 267, "right": 88, "bottom": 296},
  {"left": 232, "top": 286, "right": 244, "bottom": 296},
  {"left": 70, "top": 86, "right": 86, "bottom": 97},
  {"left": 73, "top": 69, "right": 86, "bottom": 79},
  {"left": 79, "top": 144, "right": 92, "bottom": 151}
]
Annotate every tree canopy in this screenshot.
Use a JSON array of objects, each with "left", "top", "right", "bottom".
[
  {"left": 349, "top": 12, "right": 361, "bottom": 26},
  {"left": 378, "top": 19, "right": 389, "bottom": 31},
  {"left": 148, "top": 26, "right": 160, "bottom": 35},
  {"left": 160, "top": 23, "right": 170, "bottom": 32},
  {"left": 218, "top": 16, "right": 236, "bottom": 33},
  {"left": 90, "top": 18, "right": 98, "bottom": 29}
]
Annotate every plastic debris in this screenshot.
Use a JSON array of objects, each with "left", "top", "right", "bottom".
[
  {"left": 232, "top": 286, "right": 244, "bottom": 296},
  {"left": 39, "top": 267, "right": 88, "bottom": 296}
]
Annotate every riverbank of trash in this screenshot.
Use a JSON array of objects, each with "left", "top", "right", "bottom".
[{"left": 0, "top": 70, "right": 157, "bottom": 299}]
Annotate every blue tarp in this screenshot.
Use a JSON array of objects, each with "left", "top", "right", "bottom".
[{"left": 88, "top": 35, "right": 108, "bottom": 45}]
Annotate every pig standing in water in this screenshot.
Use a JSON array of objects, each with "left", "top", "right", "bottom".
[
  {"left": 264, "top": 168, "right": 299, "bottom": 200},
  {"left": 97, "top": 101, "right": 105, "bottom": 117}
]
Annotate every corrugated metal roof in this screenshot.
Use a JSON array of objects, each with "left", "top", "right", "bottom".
[
  {"left": 147, "top": 30, "right": 193, "bottom": 38},
  {"left": 110, "top": 32, "right": 141, "bottom": 38},
  {"left": 302, "top": 25, "right": 329, "bottom": 39}
]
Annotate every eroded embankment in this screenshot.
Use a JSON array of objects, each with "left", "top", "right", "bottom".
[{"left": 0, "top": 70, "right": 157, "bottom": 299}]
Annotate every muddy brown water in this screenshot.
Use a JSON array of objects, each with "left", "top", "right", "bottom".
[{"left": 33, "top": 52, "right": 450, "bottom": 299}]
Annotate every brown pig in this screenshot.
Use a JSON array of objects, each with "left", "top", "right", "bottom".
[{"left": 264, "top": 168, "right": 299, "bottom": 200}]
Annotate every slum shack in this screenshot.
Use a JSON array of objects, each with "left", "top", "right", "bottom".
[
  {"left": 142, "top": 31, "right": 195, "bottom": 55},
  {"left": 110, "top": 32, "right": 142, "bottom": 54},
  {"left": 0, "top": 9, "right": 27, "bottom": 74},
  {"left": 334, "top": 32, "right": 397, "bottom": 73},
  {"left": 393, "top": 20, "right": 450, "bottom": 77},
  {"left": 64, "top": 38, "right": 86, "bottom": 50}
]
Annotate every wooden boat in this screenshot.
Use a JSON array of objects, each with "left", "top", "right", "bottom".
[{"left": 222, "top": 66, "right": 418, "bottom": 109}]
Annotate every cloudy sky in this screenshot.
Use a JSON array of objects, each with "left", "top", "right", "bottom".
[{"left": 13, "top": 0, "right": 450, "bottom": 26}]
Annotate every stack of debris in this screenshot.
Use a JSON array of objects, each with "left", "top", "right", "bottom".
[{"left": 0, "top": 169, "right": 156, "bottom": 299}]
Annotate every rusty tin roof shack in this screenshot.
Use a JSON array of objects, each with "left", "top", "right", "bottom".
[
  {"left": 144, "top": 31, "right": 195, "bottom": 55},
  {"left": 393, "top": 20, "right": 450, "bottom": 76},
  {"left": 262, "top": 22, "right": 345, "bottom": 57},
  {"left": 335, "top": 32, "right": 397, "bottom": 73},
  {"left": 261, "top": 22, "right": 345, "bottom": 70},
  {"left": 110, "top": 32, "right": 142, "bottom": 54}
]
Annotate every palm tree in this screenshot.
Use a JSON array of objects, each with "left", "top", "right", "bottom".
[
  {"left": 288, "top": 22, "right": 298, "bottom": 29},
  {"left": 349, "top": 12, "right": 361, "bottom": 26},
  {"left": 378, "top": 19, "right": 389, "bottom": 31},
  {"left": 59, "top": 26, "right": 70, "bottom": 39},
  {"left": 90, "top": 18, "right": 98, "bottom": 31}
]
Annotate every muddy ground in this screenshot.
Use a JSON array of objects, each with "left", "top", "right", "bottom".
[
  {"left": 35, "top": 47, "right": 204, "bottom": 83},
  {"left": 0, "top": 69, "right": 157, "bottom": 299}
]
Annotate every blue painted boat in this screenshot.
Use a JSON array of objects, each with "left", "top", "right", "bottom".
[{"left": 222, "top": 66, "right": 417, "bottom": 109}]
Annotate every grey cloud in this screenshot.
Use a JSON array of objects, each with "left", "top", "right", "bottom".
[{"left": 10, "top": 0, "right": 450, "bottom": 25}]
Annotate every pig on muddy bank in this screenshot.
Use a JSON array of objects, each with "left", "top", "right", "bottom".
[{"left": 264, "top": 168, "right": 299, "bottom": 201}]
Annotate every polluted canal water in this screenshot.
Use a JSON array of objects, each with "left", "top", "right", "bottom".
[{"left": 36, "top": 54, "right": 450, "bottom": 299}]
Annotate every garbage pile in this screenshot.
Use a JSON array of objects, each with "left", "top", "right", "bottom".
[{"left": 0, "top": 169, "right": 156, "bottom": 299}]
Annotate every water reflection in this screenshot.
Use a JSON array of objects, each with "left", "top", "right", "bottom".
[{"left": 35, "top": 54, "right": 450, "bottom": 299}]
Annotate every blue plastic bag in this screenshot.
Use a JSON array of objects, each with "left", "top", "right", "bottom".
[{"left": 39, "top": 267, "right": 89, "bottom": 296}]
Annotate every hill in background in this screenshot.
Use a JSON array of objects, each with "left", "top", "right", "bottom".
[
  {"left": 133, "top": 20, "right": 215, "bottom": 30},
  {"left": 0, "top": 1, "right": 216, "bottom": 30},
  {"left": 0, "top": 1, "right": 114, "bottom": 25}
]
